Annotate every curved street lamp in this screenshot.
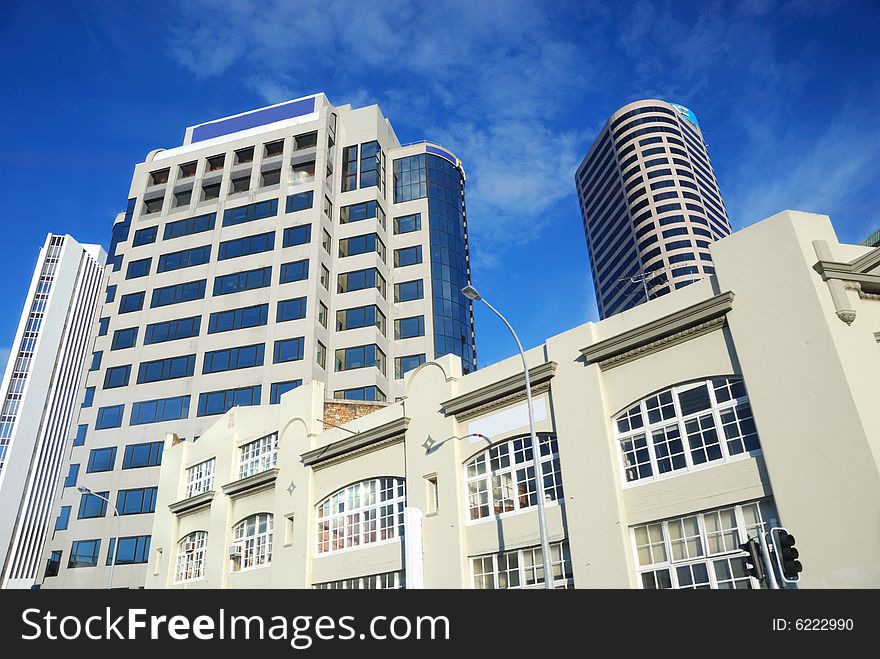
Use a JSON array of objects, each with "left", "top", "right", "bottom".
[
  {"left": 462, "top": 284, "right": 555, "bottom": 589},
  {"left": 78, "top": 486, "right": 121, "bottom": 589}
]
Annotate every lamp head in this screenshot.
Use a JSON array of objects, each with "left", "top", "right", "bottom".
[
  {"left": 461, "top": 284, "right": 481, "bottom": 301},
  {"left": 76, "top": 486, "right": 91, "bottom": 495}
]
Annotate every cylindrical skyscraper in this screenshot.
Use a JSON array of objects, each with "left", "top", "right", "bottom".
[{"left": 576, "top": 100, "right": 732, "bottom": 318}]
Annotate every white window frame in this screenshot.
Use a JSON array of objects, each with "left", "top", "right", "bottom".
[
  {"left": 316, "top": 478, "right": 406, "bottom": 555},
  {"left": 238, "top": 432, "right": 278, "bottom": 480},
  {"left": 470, "top": 541, "right": 573, "bottom": 589},
  {"left": 630, "top": 499, "right": 777, "bottom": 590},
  {"left": 232, "top": 513, "right": 273, "bottom": 571},
  {"left": 614, "top": 377, "right": 761, "bottom": 487},
  {"left": 184, "top": 458, "right": 215, "bottom": 498},
  {"left": 464, "top": 434, "right": 564, "bottom": 524},
  {"left": 313, "top": 570, "right": 405, "bottom": 589},
  {"left": 174, "top": 531, "right": 207, "bottom": 583}
]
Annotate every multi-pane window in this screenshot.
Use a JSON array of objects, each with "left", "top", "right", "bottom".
[
  {"left": 111, "top": 326, "right": 138, "bottom": 350},
  {"left": 150, "top": 280, "right": 206, "bottom": 308},
  {"left": 208, "top": 304, "right": 269, "bottom": 333},
  {"left": 286, "top": 190, "right": 314, "bottom": 212},
  {"left": 341, "top": 145, "right": 358, "bottom": 192},
  {"left": 133, "top": 225, "right": 158, "bottom": 246},
  {"left": 273, "top": 337, "right": 304, "bottom": 363},
  {"left": 615, "top": 378, "right": 760, "bottom": 484},
  {"left": 316, "top": 478, "right": 406, "bottom": 554},
  {"left": 232, "top": 513, "right": 273, "bottom": 570},
  {"left": 144, "top": 316, "right": 200, "bottom": 344},
  {"left": 338, "top": 233, "right": 385, "bottom": 260},
  {"left": 122, "top": 441, "right": 163, "bottom": 469},
  {"left": 130, "top": 395, "right": 190, "bottom": 425},
  {"left": 202, "top": 344, "right": 265, "bottom": 374},
  {"left": 395, "top": 354, "right": 425, "bottom": 379},
  {"left": 86, "top": 447, "right": 116, "bottom": 473},
  {"left": 137, "top": 354, "right": 196, "bottom": 383},
  {"left": 280, "top": 260, "right": 309, "bottom": 283},
  {"left": 336, "top": 305, "right": 385, "bottom": 332},
  {"left": 175, "top": 531, "right": 208, "bottom": 583},
  {"left": 337, "top": 268, "right": 385, "bottom": 296},
  {"left": 633, "top": 500, "right": 777, "bottom": 590},
  {"left": 359, "top": 141, "right": 383, "bottom": 190},
  {"left": 73, "top": 424, "right": 87, "bottom": 446},
  {"left": 333, "top": 386, "right": 386, "bottom": 402},
  {"left": 218, "top": 232, "right": 275, "bottom": 260},
  {"left": 394, "top": 245, "right": 422, "bottom": 267},
  {"left": 314, "top": 571, "right": 405, "bottom": 589},
  {"left": 107, "top": 535, "right": 151, "bottom": 565},
  {"left": 126, "top": 257, "right": 152, "bottom": 280},
  {"left": 283, "top": 224, "right": 311, "bottom": 247},
  {"left": 157, "top": 245, "right": 212, "bottom": 273},
  {"left": 103, "top": 364, "right": 131, "bottom": 389},
  {"left": 213, "top": 267, "right": 272, "bottom": 295},
  {"left": 68, "top": 539, "right": 101, "bottom": 568},
  {"left": 164, "top": 213, "right": 216, "bottom": 240},
  {"left": 185, "top": 458, "right": 215, "bottom": 498},
  {"left": 119, "top": 291, "right": 144, "bottom": 314},
  {"left": 334, "top": 344, "right": 385, "bottom": 374},
  {"left": 277, "top": 297, "right": 307, "bottom": 322},
  {"left": 197, "top": 385, "right": 261, "bottom": 416},
  {"left": 394, "top": 315, "right": 425, "bottom": 339},
  {"left": 95, "top": 404, "right": 124, "bottom": 430},
  {"left": 238, "top": 432, "right": 278, "bottom": 480},
  {"left": 78, "top": 490, "right": 109, "bottom": 518},
  {"left": 394, "top": 279, "right": 423, "bottom": 302},
  {"left": 465, "top": 435, "right": 564, "bottom": 521},
  {"left": 340, "top": 200, "right": 385, "bottom": 228},
  {"left": 222, "top": 199, "right": 278, "bottom": 227},
  {"left": 472, "top": 541, "right": 573, "bottom": 589},
  {"left": 270, "top": 380, "right": 302, "bottom": 404},
  {"left": 394, "top": 213, "right": 421, "bottom": 234},
  {"left": 117, "top": 487, "right": 157, "bottom": 515},
  {"left": 393, "top": 154, "right": 427, "bottom": 202}
]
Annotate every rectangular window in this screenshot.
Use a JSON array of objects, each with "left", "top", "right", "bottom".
[
  {"left": 105, "top": 285, "right": 117, "bottom": 303},
  {"left": 286, "top": 191, "right": 314, "bottom": 213},
  {"left": 137, "top": 354, "right": 196, "bottom": 383},
  {"left": 426, "top": 475, "right": 439, "bottom": 515},
  {"left": 122, "top": 441, "right": 164, "bottom": 469},
  {"left": 222, "top": 199, "right": 279, "bottom": 227},
  {"left": 472, "top": 541, "right": 573, "bottom": 589},
  {"left": 291, "top": 160, "right": 315, "bottom": 184},
  {"left": 202, "top": 181, "right": 220, "bottom": 200},
  {"left": 86, "top": 447, "right": 116, "bottom": 473},
  {"left": 144, "top": 316, "right": 201, "bottom": 344},
  {"left": 283, "top": 224, "right": 311, "bottom": 247},
  {"left": 235, "top": 147, "right": 254, "bottom": 164},
  {"left": 394, "top": 213, "right": 421, "bottom": 234},
  {"left": 117, "top": 487, "right": 158, "bottom": 515},
  {"left": 207, "top": 303, "right": 269, "bottom": 333},
  {"left": 157, "top": 245, "right": 212, "bottom": 272},
  {"left": 393, "top": 154, "right": 427, "bottom": 202},
  {"left": 333, "top": 386, "right": 386, "bottom": 402},
  {"left": 213, "top": 267, "right": 272, "bottom": 296},
  {"left": 78, "top": 490, "right": 109, "bottom": 518},
  {"left": 98, "top": 317, "right": 110, "bottom": 336},
  {"left": 163, "top": 213, "right": 216, "bottom": 240},
  {"left": 337, "top": 267, "right": 385, "bottom": 296},
  {"left": 89, "top": 351, "right": 102, "bottom": 371},
  {"left": 174, "top": 188, "right": 193, "bottom": 208},
  {"left": 95, "top": 404, "right": 124, "bottom": 430},
  {"left": 394, "top": 245, "right": 422, "bottom": 267},
  {"left": 322, "top": 228, "right": 331, "bottom": 253},
  {"left": 323, "top": 195, "right": 333, "bottom": 220},
  {"left": 395, "top": 315, "right": 425, "bottom": 339},
  {"left": 130, "top": 395, "right": 191, "bottom": 425},
  {"left": 359, "top": 140, "right": 381, "bottom": 189},
  {"left": 280, "top": 260, "right": 309, "bottom": 283},
  {"left": 342, "top": 145, "right": 358, "bottom": 192},
  {"left": 273, "top": 337, "right": 304, "bottom": 363},
  {"left": 64, "top": 464, "right": 80, "bottom": 488},
  {"left": 111, "top": 326, "right": 138, "bottom": 350},
  {"left": 73, "top": 424, "right": 87, "bottom": 446},
  {"left": 151, "top": 279, "right": 206, "bottom": 308},
  {"left": 103, "top": 364, "right": 131, "bottom": 389},
  {"left": 132, "top": 226, "right": 158, "bottom": 247},
  {"left": 108, "top": 535, "right": 151, "bottom": 565},
  {"left": 218, "top": 231, "right": 275, "bottom": 260},
  {"left": 68, "top": 540, "right": 101, "bottom": 568},
  {"left": 197, "top": 385, "right": 261, "bottom": 417},
  {"left": 185, "top": 458, "right": 215, "bottom": 498},
  {"left": 339, "top": 233, "right": 385, "bottom": 260},
  {"left": 340, "top": 200, "right": 384, "bottom": 228},
  {"left": 45, "top": 550, "right": 63, "bottom": 578},
  {"left": 119, "top": 291, "right": 145, "bottom": 314},
  {"left": 394, "top": 279, "right": 424, "bottom": 302},
  {"left": 395, "top": 353, "right": 426, "bottom": 379},
  {"left": 336, "top": 305, "right": 385, "bottom": 333},
  {"left": 320, "top": 263, "right": 330, "bottom": 289},
  {"left": 334, "top": 344, "right": 385, "bottom": 374},
  {"left": 230, "top": 174, "right": 250, "bottom": 194},
  {"left": 203, "top": 343, "right": 265, "bottom": 374},
  {"left": 238, "top": 432, "right": 278, "bottom": 480},
  {"left": 126, "top": 257, "right": 152, "bottom": 280},
  {"left": 82, "top": 386, "right": 95, "bottom": 408},
  {"left": 318, "top": 301, "right": 328, "bottom": 328},
  {"left": 270, "top": 380, "right": 302, "bottom": 404},
  {"left": 55, "top": 506, "right": 71, "bottom": 531},
  {"left": 277, "top": 297, "right": 307, "bottom": 322}
]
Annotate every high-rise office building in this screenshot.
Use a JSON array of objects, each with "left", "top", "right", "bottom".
[
  {"left": 38, "top": 93, "right": 477, "bottom": 588},
  {"left": 576, "top": 99, "right": 732, "bottom": 319},
  {"left": 0, "top": 234, "right": 105, "bottom": 589}
]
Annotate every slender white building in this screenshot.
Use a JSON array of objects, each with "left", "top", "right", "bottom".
[{"left": 0, "top": 234, "right": 105, "bottom": 589}]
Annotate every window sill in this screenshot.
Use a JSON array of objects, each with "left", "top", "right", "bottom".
[
  {"left": 221, "top": 468, "right": 280, "bottom": 499},
  {"left": 169, "top": 490, "right": 215, "bottom": 515}
]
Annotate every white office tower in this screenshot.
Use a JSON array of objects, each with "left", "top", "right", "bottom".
[
  {"left": 0, "top": 234, "right": 105, "bottom": 589},
  {"left": 38, "top": 93, "right": 477, "bottom": 587}
]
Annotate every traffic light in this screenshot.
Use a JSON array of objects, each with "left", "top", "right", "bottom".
[
  {"left": 739, "top": 537, "right": 765, "bottom": 581},
  {"left": 771, "top": 527, "right": 802, "bottom": 583}
]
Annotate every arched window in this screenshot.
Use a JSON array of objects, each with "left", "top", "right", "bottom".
[
  {"left": 232, "top": 513, "right": 273, "bottom": 570},
  {"left": 464, "top": 434, "right": 563, "bottom": 521},
  {"left": 615, "top": 377, "right": 760, "bottom": 484},
  {"left": 175, "top": 531, "right": 207, "bottom": 583},
  {"left": 316, "top": 478, "right": 406, "bottom": 554}
]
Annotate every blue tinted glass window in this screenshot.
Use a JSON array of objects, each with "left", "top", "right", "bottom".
[
  {"left": 73, "top": 424, "right": 87, "bottom": 446},
  {"left": 218, "top": 232, "right": 275, "bottom": 260},
  {"left": 273, "top": 337, "right": 304, "bottom": 363},
  {"left": 394, "top": 213, "right": 421, "bottom": 234},
  {"left": 123, "top": 441, "right": 164, "bottom": 469},
  {"left": 283, "top": 224, "right": 311, "bottom": 246},
  {"left": 286, "top": 192, "right": 314, "bottom": 213},
  {"left": 89, "top": 351, "right": 102, "bottom": 371},
  {"left": 340, "top": 200, "right": 380, "bottom": 224},
  {"left": 86, "top": 447, "right": 116, "bottom": 473},
  {"left": 163, "top": 213, "right": 216, "bottom": 240},
  {"left": 197, "top": 385, "right": 262, "bottom": 416},
  {"left": 150, "top": 279, "right": 206, "bottom": 307},
  {"left": 213, "top": 267, "right": 272, "bottom": 296},
  {"left": 95, "top": 405, "right": 124, "bottom": 429},
  {"left": 82, "top": 386, "right": 95, "bottom": 408},
  {"left": 111, "top": 326, "right": 138, "bottom": 350},
  {"left": 108, "top": 535, "right": 151, "bottom": 565},
  {"left": 270, "top": 380, "right": 302, "bottom": 404},
  {"left": 143, "top": 316, "right": 200, "bottom": 344},
  {"left": 78, "top": 491, "right": 109, "bottom": 519},
  {"left": 105, "top": 285, "right": 117, "bottom": 303},
  {"left": 203, "top": 344, "right": 265, "bottom": 374},
  {"left": 394, "top": 245, "right": 422, "bottom": 267},
  {"left": 126, "top": 258, "right": 151, "bottom": 279},
  {"left": 55, "top": 506, "right": 71, "bottom": 531},
  {"left": 98, "top": 317, "right": 110, "bottom": 336},
  {"left": 334, "top": 386, "right": 385, "bottom": 402},
  {"left": 132, "top": 226, "right": 158, "bottom": 246},
  {"left": 68, "top": 539, "right": 101, "bottom": 568},
  {"left": 279, "top": 260, "right": 309, "bottom": 284},
  {"left": 394, "top": 279, "right": 423, "bottom": 302},
  {"left": 157, "top": 245, "right": 212, "bottom": 272},
  {"left": 207, "top": 304, "right": 269, "bottom": 334},
  {"left": 137, "top": 354, "right": 196, "bottom": 383},
  {"left": 222, "top": 199, "right": 279, "bottom": 227},
  {"left": 395, "top": 315, "right": 425, "bottom": 339},
  {"left": 103, "top": 365, "right": 131, "bottom": 389},
  {"left": 117, "top": 487, "right": 157, "bottom": 515},
  {"left": 64, "top": 464, "right": 80, "bottom": 487},
  {"left": 277, "top": 297, "right": 307, "bottom": 322},
  {"left": 396, "top": 354, "right": 426, "bottom": 379},
  {"left": 130, "top": 395, "right": 190, "bottom": 425},
  {"left": 119, "top": 291, "right": 145, "bottom": 314}
]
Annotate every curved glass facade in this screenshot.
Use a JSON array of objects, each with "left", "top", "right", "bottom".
[{"left": 393, "top": 152, "right": 476, "bottom": 373}]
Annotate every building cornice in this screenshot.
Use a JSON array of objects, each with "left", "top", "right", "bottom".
[
  {"left": 301, "top": 417, "right": 410, "bottom": 470},
  {"left": 220, "top": 468, "right": 280, "bottom": 499},
  {"left": 813, "top": 241, "right": 880, "bottom": 324},
  {"left": 580, "top": 291, "right": 735, "bottom": 370},
  {"left": 440, "top": 362, "right": 557, "bottom": 420},
  {"left": 168, "top": 490, "right": 215, "bottom": 516}
]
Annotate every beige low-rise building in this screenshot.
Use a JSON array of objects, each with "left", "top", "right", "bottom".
[{"left": 146, "top": 210, "right": 880, "bottom": 589}]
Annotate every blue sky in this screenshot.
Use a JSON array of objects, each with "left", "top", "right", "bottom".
[{"left": 1, "top": 0, "right": 879, "bottom": 372}]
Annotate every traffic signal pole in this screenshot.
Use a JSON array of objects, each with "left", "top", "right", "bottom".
[{"left": 758, "top": 530, "right": 780, "bottom": 590}]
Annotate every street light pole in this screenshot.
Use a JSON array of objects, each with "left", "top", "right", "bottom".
[
  {"left": 78, "top": 486, "right": 121, "bottom": 589},
  {"left": 462, "top": 285, "right": 555, "bottom": 589}
]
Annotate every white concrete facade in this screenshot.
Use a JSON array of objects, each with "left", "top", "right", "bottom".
[
  {"left": 0, "top": 234, "right": 105, "bottom": 589},
  {"left": 38, "top": 94, "right": 476, "bottom": 588},
  {"left": 144, "top": 211, "right": 880, "bottom": 590}
]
